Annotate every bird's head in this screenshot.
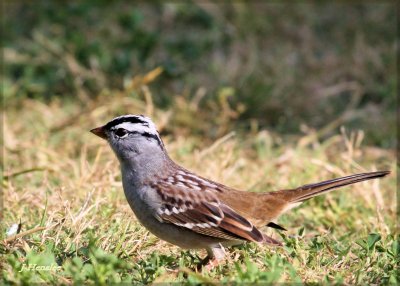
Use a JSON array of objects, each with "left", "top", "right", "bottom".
[{"left": 91, "top": 114, "right": 165, "bottom": 164}]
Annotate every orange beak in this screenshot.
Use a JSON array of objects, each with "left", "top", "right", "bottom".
[{"left": 90, "top": 126, "right": 107, "bottom": 139}]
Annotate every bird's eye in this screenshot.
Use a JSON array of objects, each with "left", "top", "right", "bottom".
[{"left": 115, "top": 128, "right": 128, "bottom": 138}]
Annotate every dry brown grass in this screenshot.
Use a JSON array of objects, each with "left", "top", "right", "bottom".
[{"left": 2, "top": 79, "right": 396, "bottom": 284}]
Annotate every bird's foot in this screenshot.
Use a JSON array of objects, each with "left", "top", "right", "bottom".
[
  {"left": 204, "top": 257, "right": 223, "bottom": 271},
  {"left": 196, "top": 255, "right": 225, "bottom": 271},
  {"left": 196, "top": 244, "right": 226, "bottom": 271}
]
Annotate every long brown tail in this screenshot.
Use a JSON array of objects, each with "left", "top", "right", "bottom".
[{"left": 278, "top": 171, "right": 390, "bottom": 204}]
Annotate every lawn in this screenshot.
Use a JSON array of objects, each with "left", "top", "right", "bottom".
[
  {"left": 2, "top": 2, "right": 398, "bottom": 285},
  {"left": 2, "top": 84, "right": 397, "bottom": 284}
]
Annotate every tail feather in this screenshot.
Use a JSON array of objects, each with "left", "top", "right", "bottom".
[
  {"left": 280, "top": 171, "right": 390, "bottom": 204},
  {"left": 262, "top": 232, "right": 283, "bottom": 246}
]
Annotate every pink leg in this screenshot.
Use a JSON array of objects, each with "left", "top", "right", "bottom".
[{"left": 197, "top": 244, "right": 226, "bottom": 271}]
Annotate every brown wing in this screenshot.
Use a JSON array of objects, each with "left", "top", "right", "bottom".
[{"left": 151, "top": 176, "right": 266, "bottom": 243}]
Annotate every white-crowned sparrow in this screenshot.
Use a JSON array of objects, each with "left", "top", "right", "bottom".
[{"left": 90, "top": 114, "right": 389, "bottom": 268}]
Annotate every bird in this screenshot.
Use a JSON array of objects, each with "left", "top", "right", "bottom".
[{"left": 90, "top": 114, "right": 390, "bottom": 269}]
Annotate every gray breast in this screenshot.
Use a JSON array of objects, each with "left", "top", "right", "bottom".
[{"left": 121, "top": 180, "right": 226, "bottom": 249}]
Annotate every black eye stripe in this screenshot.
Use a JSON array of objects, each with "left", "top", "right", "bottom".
[
  {"left": 112, "top": 129, "right": 162, "bottom": 146},
  {"left": 129, "top": 131, "right": 164, "bottom": 148},
  {"left": 131, "top": 131, "right": 159, "bottom": 140}
]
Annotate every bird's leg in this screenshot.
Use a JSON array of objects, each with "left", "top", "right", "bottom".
[{"left": 197, "top": 244, "right": 226, "bottom": 271}]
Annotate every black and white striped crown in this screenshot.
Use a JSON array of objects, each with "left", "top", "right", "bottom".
[{"left": 105, "top": 114, "right": 163, "bottom": 146}]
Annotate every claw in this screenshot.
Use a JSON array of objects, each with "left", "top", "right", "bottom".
[
  {"left": 196, "top": 244, "right": 226, "bottom": 271},
  {"left": 205, "top": 257, "right": 223, "bottom": 270},
  {"left": 196, "top": 255, "right": 225, "bottom": 271}
]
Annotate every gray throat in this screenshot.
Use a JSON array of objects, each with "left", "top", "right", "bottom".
[{"left": 119, "top": 148, "right": 173, "bottom": 187}]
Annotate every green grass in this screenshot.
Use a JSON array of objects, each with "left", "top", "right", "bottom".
[
  {"left": 2, "top": 90, "right": 397, "bottom": 284},
  {"left": 2, "top": 2, "right": 398, "bottom": 284}
]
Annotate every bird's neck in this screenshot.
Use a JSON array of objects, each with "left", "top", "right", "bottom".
[{"left": 119, "top": 150, "right": 174, "bottom": 185}]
